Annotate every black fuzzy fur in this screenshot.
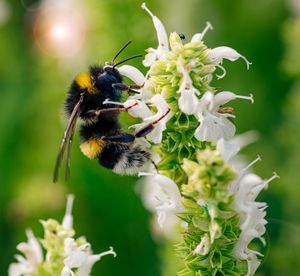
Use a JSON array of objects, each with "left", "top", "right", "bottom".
[{"left": 64, "top": 65, "right": 150, "bottom": 174}]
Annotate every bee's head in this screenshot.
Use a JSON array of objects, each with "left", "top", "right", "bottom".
[{"left": 96, "top": 65, "right": 122, "bottom": 92}]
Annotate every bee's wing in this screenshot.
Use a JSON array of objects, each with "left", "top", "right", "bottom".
[{"left": 53, "top": 93, "right": 84, "bottom": 183}]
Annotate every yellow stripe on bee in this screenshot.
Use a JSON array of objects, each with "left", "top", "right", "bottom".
[
  {"left": 75, "top": 72, "right": 96, "bottom": 94},
  {"left": 80, "top": 138, "right": 105, "bottom": 159}
]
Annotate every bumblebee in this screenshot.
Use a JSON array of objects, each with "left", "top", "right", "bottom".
[{"left": 53, "top": 41, "right": 168, "bottom": 182}]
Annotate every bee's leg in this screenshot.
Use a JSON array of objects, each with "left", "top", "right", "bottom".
[
  {"left": 84, "top": 102, "right": 138, "bottom": 117},
  {"left": 101, "top": 108, "right": 170, "bottom": 143},
  {"left": 135, "top": 109, "right": 171, "bottom": 138},
  {"left": 102, "top": 133, "right": 135, "bottom": 143},
  {"left": 112, "top": 83, "right": 143, "bottom": 94}
]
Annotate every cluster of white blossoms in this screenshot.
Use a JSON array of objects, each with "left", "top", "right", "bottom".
[
  {"left": 9, "top": 195, "right": 116, "bottom": 276},
  {"left": 114, "top": 3, "right": 278, "bottom": 275},
  {"left": 115, "top": 4, "right": 253, "bottom": 145},
  {"left": 0, "top": 0, "right": 10, "bottom": 26},
  {"left": 218, "top": 138, "right": 279, "bottom": 275}
]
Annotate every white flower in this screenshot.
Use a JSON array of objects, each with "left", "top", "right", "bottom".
[
  {"left": 141, "top": 3, "right": 169, "bottom": 66},
  {"left": 207, "top": 46, "right": 252, "bottom": 73},
  {"left": 178, "top": 65, "right": 200, "bottom": 114},
  {"left": 216, "top": 138, "right": 241, "bottom": 162},
  {"left": 62, "top": 194, "right": 75, "bottom": 229},
  {"left": 233, "top": 172, "right": 279, "bottom": 276},
  {"left": 0, "top": 0, "right": 10, "bottom": 26},
  {"left": 8, "top": 229, "right": 43, "bottom": 276},
  {"left": 62, "top": 237, "right": 116, "bottom": 276},
  {"left": 194, "top": 91, "right": 253, "bottom": 142},
  {"left": 191, "top": 21, "right": 213, "bottom": 43},
  {"left": 140, "top": 172, "right": 184, "bottom": 229}
]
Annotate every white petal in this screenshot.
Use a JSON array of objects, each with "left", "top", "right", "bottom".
[
  {"left": 178, "top": 68, "right": 200, "bottom": 114},
  {"left": 214, "top": 91, "right": 254, "bottom": 107},
  {"left": 63, "top": 238, "right": 89, "bottom": 268},
  {"left": 124, "top": 100, "right": 152, "bottom": 119},
  {"left": 194, "top": 113, "right": 236, "bottom": 142},
  {"left": 230, "top": 131, "right": 259, "bottom": 149},
  {"left": 141, "top": 173, "right": 183, "bottom": 228},
  {"left": 196, "top": 91, "right": 214, "bottom": 117},
  {"left": 76, "top": 247, "right": 116, "bottom": 276},
  {"left": 61, "top": 266, "right": 74, "bottom": 276},
  {"left": 146, "top": 122, "right": 165, "bottom": 144},
  {"left": 191, "top": 22, "right": 213, "bottom": 43},
  {"left": 62, "top": 194, "right": 74, "bottom": 229},
  {"left": 216, "top": 138, "right": 240, "bottom": 162},
  {"left": 237, "top": 174, "right": 265, "bottom": 202},
  {"left": 151, "top": 94, "right": 169, "bottom": 115},
  {"left": 142, "top": 50, "right": 157, "bottom": 67},
  {"left": 141, "top": 3, "right": 169, "bottom": 50},
  {"left": 154, "top": 174, "right": 182, "bottom": 204},
  {"left": 178, "top": 89, "right": 199, "bottom": 114},
  {"left": 208, "top": 46, "right": 252, "bottom": 69},
  {"left": 144, "top": 94, "right": 170, "bottom": 122},
  {"left": 16, "top": 229, "right": 43, "bottom": 269},
  {"left": 246, "top": 253, "right": 261, "bottom": 276},
  {"left": 117, "top": 65, "right": 145, "bottom": 85}
]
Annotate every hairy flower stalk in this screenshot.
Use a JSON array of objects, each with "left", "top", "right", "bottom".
[
  {"left": 115, "top": 3, "right": 279, "bottom": 275},
  {"left": 9, "top": 195, "right": 116, "bottom": 276}
]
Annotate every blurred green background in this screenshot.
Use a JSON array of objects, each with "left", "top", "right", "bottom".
[{"left": 1, "top": 0, "right": 300, "bottom": 275}]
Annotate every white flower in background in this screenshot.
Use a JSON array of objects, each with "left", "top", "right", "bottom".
[
  {"left": 140, "top": 172, "right": 184, "bottom": 229},
  {"left": 194, "top": 91, "right": 253, "bottom": 142},
  {"left": 9, "top": 229, "right": 43, "bottom": 276},
  {"left": 178, "top": 65, "right": 200, "bottom": 114},
  {"left": 0, "top": 0, "right": 11, "bottom": 26},
  {"left": 233, "top": 172, "right": 279, "bottom": 276},
  {"left": 9, "top": 195, "right": 116, "bottom": 276},
  {"left": 216, "top": 138, "right": 241, "bottom": 163},
  {"left": 62, "top": 238, "right": 116, "bottom": 276},
  {"left": 141, "top": 3, "right": 169, "bottom": 66},
  {"left": 62, "top": 194, "right": 75, "bottom": 229}
]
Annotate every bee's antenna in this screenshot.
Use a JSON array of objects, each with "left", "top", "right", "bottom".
[
  {"left": 112, "top": 40, "right": 132, "bottom": 63},
  {"left": 113, "top": 54, "right": 143, "bottom": 69}
]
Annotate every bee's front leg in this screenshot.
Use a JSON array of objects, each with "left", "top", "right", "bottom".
[{"left": 112, "top": 83, "right": 143, "bottom": 94}]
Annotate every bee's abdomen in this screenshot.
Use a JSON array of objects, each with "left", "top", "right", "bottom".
[
  {"left": 98, "top": 144, "right": 151, "bottom": 175},
  {"left": 80, "top": 138, "right": 105, "bottom": 159}
]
